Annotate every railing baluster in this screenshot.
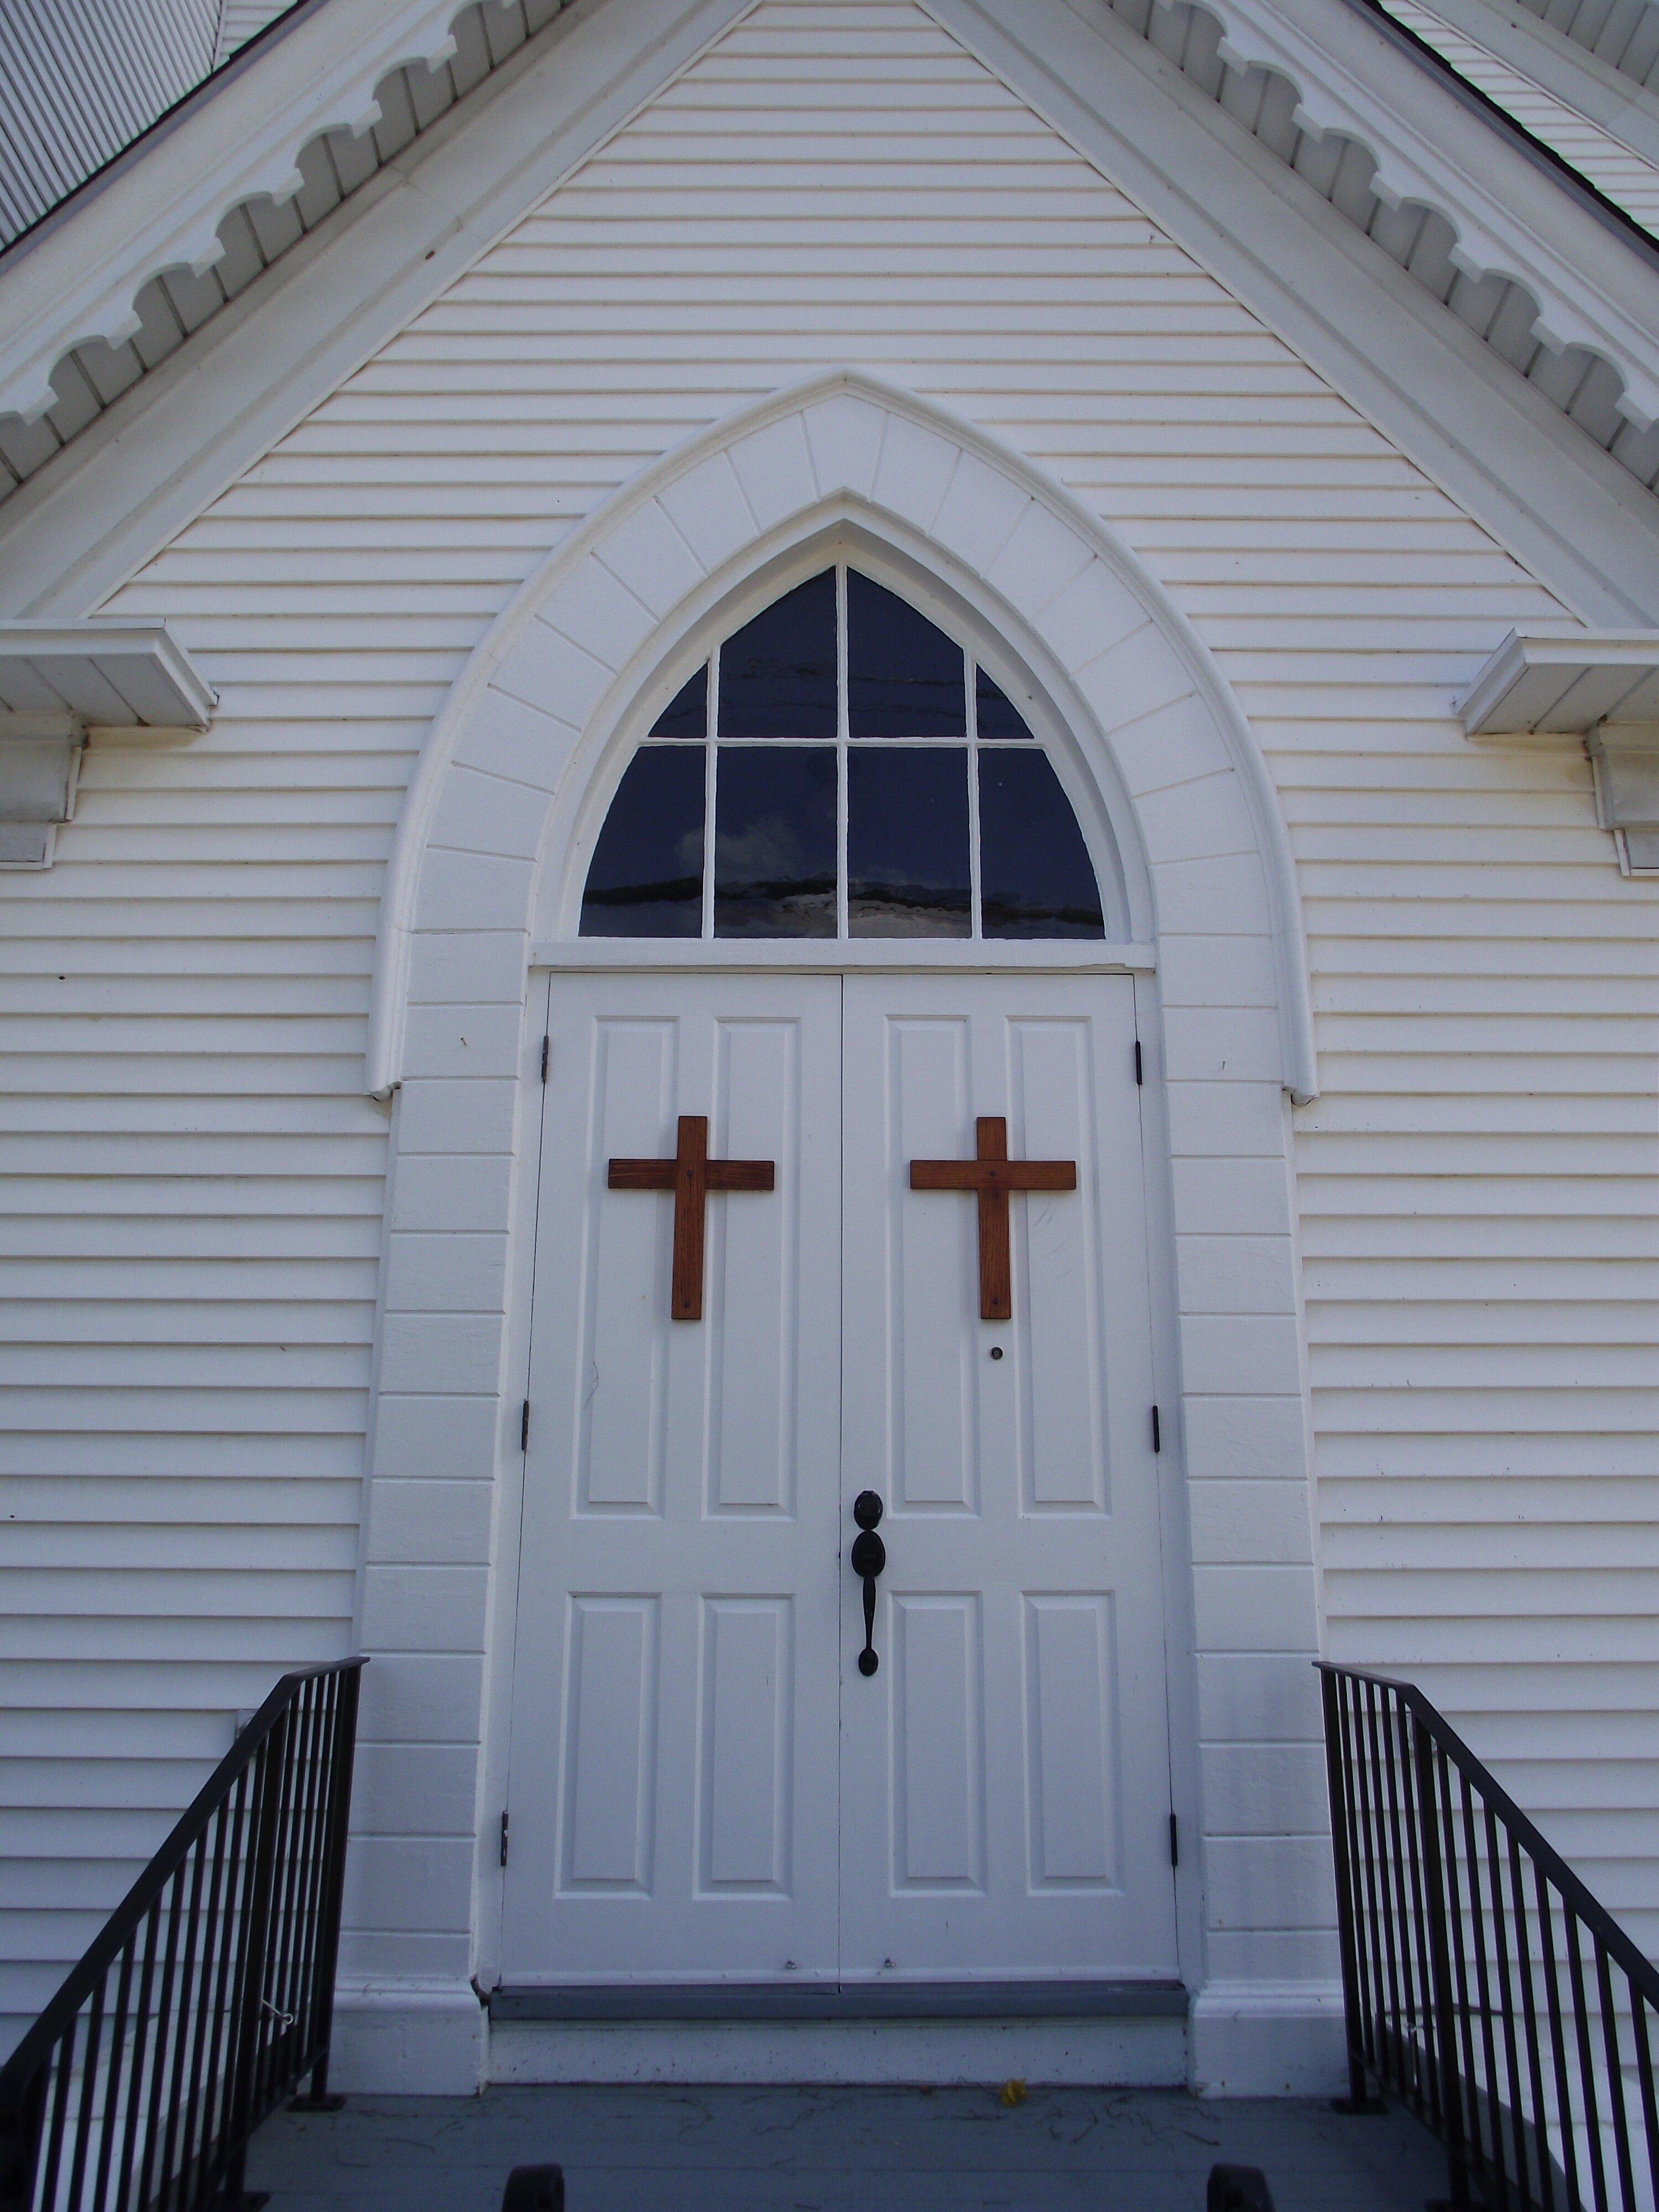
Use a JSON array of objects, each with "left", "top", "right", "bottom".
[
  {"left": 1507, "top": 1827, "right": 1556, "bottom": 2212},
  {"left": 1595, "top": 1938, "right": 1636, "bottom": 2212},
  {"left": 0, "top": 1658, "right": 364, "bottom": 2212},
  {"left": 1567, "top": 1908, "right": 1611, "bottom": 2212},
  {"left": 90, "top": 1937, "right": 137, "bottom": 2212}
]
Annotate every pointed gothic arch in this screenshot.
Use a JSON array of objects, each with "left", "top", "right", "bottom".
[
  {"left": 343, "top": 375, "right": 1328, "bottom": 2096},
  {"left": 366, "top": 369, "right": 1317, "bottom": 1103}
]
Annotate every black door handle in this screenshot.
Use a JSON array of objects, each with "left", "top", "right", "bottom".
[{"left": 850, "top": 1490, "right": 886, "bottom": 1676}]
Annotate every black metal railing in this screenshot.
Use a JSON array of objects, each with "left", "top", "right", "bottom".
[
  {"left": 0, "top": 1657, "right": 364, "bottom": 2212},
  {"left": 1322, "top": 1663, "right": 1659, "bottom": 2212}
]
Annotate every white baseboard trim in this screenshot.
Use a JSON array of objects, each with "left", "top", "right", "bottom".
[
  {"left": 489, "top": 2015, "right": 1188, "bottom": 2086},
  {"left": 1187, "top": 1980, "right": 1348, "bottom": 2098},
  {"left": 329, "top": 1979, "right": 487, "bottom": 2095}
]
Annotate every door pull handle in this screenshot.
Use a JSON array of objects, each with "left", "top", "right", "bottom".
[{"left": 850, "top": 1491, "right": 886, "bottom": 1677}]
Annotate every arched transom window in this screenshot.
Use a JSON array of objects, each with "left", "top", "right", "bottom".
[{"left": 580, "top": 565, "right": 1107, "bottom": 941}]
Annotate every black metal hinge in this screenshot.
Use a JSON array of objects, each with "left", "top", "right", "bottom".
[
  {"left": 520, "top": 1400, "right": 530, "bottom": 1452},
  {"left": 499, "top": 1811, "right": 510, "bottom": 1868},
  {"left": 1169, "top": 1813, "right": 1180, "bottom": 1867},
  {"left": 540, "top": 1034, "right": 550, "bottom": 1084},
  {"left": 1151, "top": 1405, "right": 1161, "bottom": 1454},
  {"left": 1134, "top": 1038, "right": 1143, "bottom": 1085}
]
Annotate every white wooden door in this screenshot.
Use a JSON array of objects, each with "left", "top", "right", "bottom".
[
  {"left": 503, "top": 967, "right": 1176, "bottom": 1989},
  {"left": 838, "top": 973, "right": 1177, "bottom": 1981},
  {"left": 501, "top": 973, "right": 843, "bottom": 1982}
]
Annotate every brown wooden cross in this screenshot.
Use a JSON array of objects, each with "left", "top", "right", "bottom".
[
  {"left": 909, "top": 1116, "right": 1077, "bottom": 1322},
  {"left": 608, "top": 1113, "right": 775, "bottom": 1322}
]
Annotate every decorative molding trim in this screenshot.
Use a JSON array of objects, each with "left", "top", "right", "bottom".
[
  {"left": 365, "top": 369, "right": 1318, "bottom": 1103},
  {"left": 0, "top": 0, "right": 568, "bottom": 428},
  {"left": 0, "top": 0, "right": 759, "bottom": 619},
  {"left": 1399, "top": 0, "right": 1659, "bottom": 173},
  {"left": 927, "top": 0, "right": 1659, "bottom": 623}
]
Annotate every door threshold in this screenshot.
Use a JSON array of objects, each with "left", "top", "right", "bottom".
[{"left": 489, "top": 1980, "right": 1187, "bottom": 2023}]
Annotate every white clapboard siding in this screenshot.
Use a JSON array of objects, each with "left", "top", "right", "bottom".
[
  {"left": 3, "top": 0, "right": 1657, "bottom": 2043},
  {"left": 1383, "top": 0, "right": 1659, "bottom": 233}
]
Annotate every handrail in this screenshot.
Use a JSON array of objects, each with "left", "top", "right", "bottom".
[
  {"left": 1321, "top": 1662, "right": 1659, "bottom": 2212},
  {"left": 0, "top": 1656, "right": 364, "bottom": 2212}
]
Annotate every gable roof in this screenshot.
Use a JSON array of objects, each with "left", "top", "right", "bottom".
[
  {"left": 0, "top": 0, "right": 570, "bottom": 502},
  {"left": 0, "top": 0, "right": 225, "bottom": 250},
  {"left": 6, "top": 0, "right": 1659, "bottom": 624}
]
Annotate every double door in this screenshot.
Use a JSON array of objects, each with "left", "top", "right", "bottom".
[{"left": 500, "top": 969, "right": 1177, "bottom": 1987}]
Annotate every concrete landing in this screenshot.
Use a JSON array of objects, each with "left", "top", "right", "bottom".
[{"left": 246, "top": 2083, "right": 1445, "bottom": 2211}]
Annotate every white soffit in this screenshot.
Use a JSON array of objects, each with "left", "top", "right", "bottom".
[
  {"left": 1459, "top": 629, "right": 1659, "bottom": 734},
  {"left": 0, "top": 623, "right": 215, "bottom": 730}
]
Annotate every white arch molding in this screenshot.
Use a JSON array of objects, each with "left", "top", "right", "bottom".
[
  {"left": 366, "top": 369, "right": 1317, "bottom": 1103},
  {"left": 341, "top": 374, "right": 1334, "bottom": 2104}
]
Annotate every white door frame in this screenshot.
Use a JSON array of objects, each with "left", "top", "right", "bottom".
[{"left": 342, "top": 373, "right": 1331, "bottom": 2100}]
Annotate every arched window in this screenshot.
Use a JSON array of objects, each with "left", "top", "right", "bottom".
[{"left": 580, "top": 565, "right": 1109, "bottom": 941}]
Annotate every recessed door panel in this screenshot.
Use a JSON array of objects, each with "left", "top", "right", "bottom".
[{"left": 698, "top": 1597, "right": 792, "bottom": 1894}]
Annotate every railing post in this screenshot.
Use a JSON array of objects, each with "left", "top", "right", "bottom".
[
  {"left": 1412, "top": 1704, "right": 1473, "bottom": 2209},
  {"left": 219, "top": 1707, "right": 290, "bottom": 2208},
  {"left": 1322, "top": 1667, "right": 1385, "bottom": 2114},
  {"left": 291, "top": 1665, "right": 361, "bottom": 2112}
]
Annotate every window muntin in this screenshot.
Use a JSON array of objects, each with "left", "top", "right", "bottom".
[{"left": 580, "top": 564, "right": 1106, "bottom": 940}]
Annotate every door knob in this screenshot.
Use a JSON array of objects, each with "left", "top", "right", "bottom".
[{"left": 851, "top": 1490, "right": 886, "bottom": 1677}]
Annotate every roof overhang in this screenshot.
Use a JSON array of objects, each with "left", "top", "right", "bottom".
[
  {"left": 1459, "top": 630, "right": 1659, "bottom": 736},
  {"left": 1459, "top": 629, "right": 1659, "bottom": 872},
  {"left": 0, "top": 622, "right": 215, "bottom": 731},
  {"left": 0, "top": 623, "right": 214, "bottom": 866}
]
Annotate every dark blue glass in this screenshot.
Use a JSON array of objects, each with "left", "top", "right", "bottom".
[
  {"left": 847, "top": 572, "right": 966, "bottom": 737},
  {"left": 847, "top": 747, "right": 971, "bottom": 937},
  {"left": 580, "top": 745, "right": 706, "bottom": 937},
  {"left": 713, "top": 746, "right": 837, "bottom": 936},
  {"left": 978, "top": 750, "right": 1103, "bottom": 938},
  {"left": 717, "top": 572, "right": 837, "bottom": 738},
  {"left": 650, "top": 664, "right": 707, "bottom": 738},
  {"left": 975, "top": 666, "right": 1036, "bottom": 739}
]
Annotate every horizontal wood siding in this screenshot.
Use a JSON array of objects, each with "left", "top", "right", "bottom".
[{"left": 3, "top": 0, "right": 1656, "bottom": 2039}]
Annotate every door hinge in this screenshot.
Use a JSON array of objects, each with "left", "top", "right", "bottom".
[
  {"left": 499, "top": 1810, "right": 510, "bottom": 1868},
  {"left": 1134, "top": 1038, "right": 1143, "bottom": 1086},
  {"left": 1169, "top": 1813, "right": 1179, "bottom": 1867},
  {"left": 1151, "top": 1404, "right": 1161, "bottom": 1454},
  {"left": 540, "top": 1034, "right": 550, "bottom": 1084},
  {"left": 520, "top": 1399, "right": 530, "bottom": 1452}
]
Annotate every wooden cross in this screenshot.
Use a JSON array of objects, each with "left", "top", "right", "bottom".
[
  {"left": 608, "top": 1114, "right": 775, "bottom": 1322},
  {"left": 909, "top": 1116, "right": 1077, "bottom": 1322}
]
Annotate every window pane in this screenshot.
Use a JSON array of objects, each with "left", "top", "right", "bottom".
[
  {"left": 650, "top": 664, "right": 707, "bottom": 738},
  {"left": 847, "top": 572, "right": 966, "bottom": 737},
  {"left": 714, "top": 746, "right": 837, "bottom": 936},
  {"left": 717, "top": 571, "right": 837, "bottom": 737},
  {"left": 847, "top": 747, "right": 971, "bottom": 937},
  {"left": 978, "top": 750, "right": 1104, "bottom": 938},
  {"left": 975, "top": 666, "right": 1036, "bottom": 739},
  {"left": 581, "top": 745, "right": 706, "bottom": 937}
]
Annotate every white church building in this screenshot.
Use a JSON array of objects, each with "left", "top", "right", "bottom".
[{"left": 0, "top": 0, "right": 1655, "bottom": 2102}]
